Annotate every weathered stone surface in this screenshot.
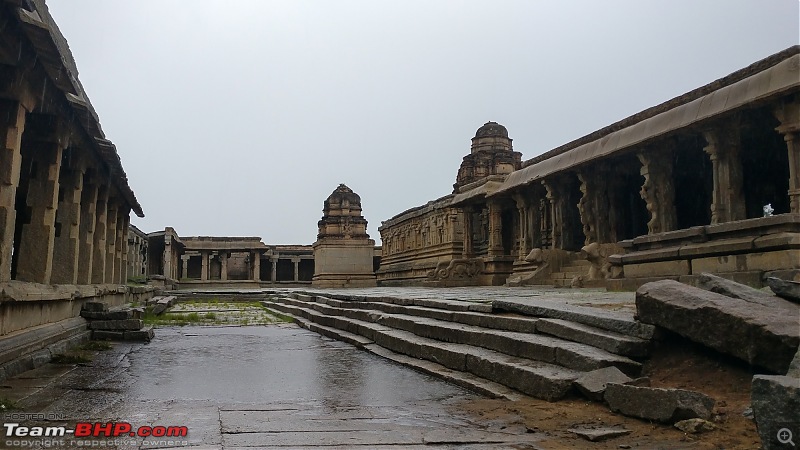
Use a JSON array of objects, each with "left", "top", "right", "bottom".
[
  {"left": 567, "top": 425, "right": 631, "bottom": 442},
  {"left": 696, "top": 273, "right": 775, "bottom": 301},
  {"left": 752, "top": 375, "right": 800, "bottom": 450},
  {"left": 767, "top": 276, "right": 800, "bottom": 304},
  {"left": 88, "top": 319, "right": 143, "bottom": 331},
  {"left": 80, "top": 309, "right": 132, "bottom": 320},
  {"left": 124, "top": 327, "right": 154, "bottom": 342},
  {"left": 788, "top": 347, "right": 800, "bottom": 377},
  {"left": 574, "top": 366, "right": 632, "bottom": 401},
  {"left": 536, "top": 318, "right": 650, "bottom": 358},
  {"left": 674, "top": 418, "right": 716, "bottom": 433},
  {"left": 604, "top": 383, "right": 715, "bottom": 423},
  {"left": 92, "top": 330, "right": 125, "bottom": 340},
  {"left": 636, "top": 280, "right": 800, "bottom": 373},
  {"left": 151, "top": 296, "right": 177, "bottom": 315},
  {"left": 82, "top": 301, "right": 107, "bottom": 312}
]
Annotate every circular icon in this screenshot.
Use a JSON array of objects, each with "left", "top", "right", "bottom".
[{"left": 777, "top": 428, "right": 795, "bottom": 447}]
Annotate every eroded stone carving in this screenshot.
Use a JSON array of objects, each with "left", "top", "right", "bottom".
[{"left": 427, "top": 258, "right": 484, "bottom": 281}]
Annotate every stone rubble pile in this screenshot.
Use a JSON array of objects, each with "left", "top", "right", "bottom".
[{"left": 81, "top": 302, "right": 153, "bottom": 342}]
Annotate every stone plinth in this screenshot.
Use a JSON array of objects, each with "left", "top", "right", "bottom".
[{"left": 312, "top": 184, "right": 377, "bottom": 288}]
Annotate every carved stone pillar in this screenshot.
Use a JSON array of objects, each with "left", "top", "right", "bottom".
[
  {"left": 161, "top": 231, "right": 172, "bottom": 279},
  {"left": 577, "top": 172, "right": 596, "bottom": 246},
  {"left": 0, "top": 100, "right": 27, "bottom": 282},
  {"left": 104, "top": 199, "right": 118, "bottom": 284},
  {"left": 51, "top": 162, "right": 84, "bottom": 284},
  {"left": 291, "top": 257, "right": 300, "bottom": 282},
  {"left": 77, "top": 173, "right": 97, "bottom": 284},
  {"left": 220, "top": 252, "right": 228, "bottom": 281},
  {"left": 774, "top": 99, "right": 800, "bottom": 214},
  {"left": 201, "top": 251, "right": 209, "bottom": 281},
  {"left": 542, "top": 180, "right": 561, "bottom": 249},
  {"left": 638, "top": 150, "right": 677, "bottom": 234},
  {"left": 15, "top": 116, "right": 65, "bottom": 284},
  {"left": 513, "top": 194, "right": 529, "bottom": 260},
  {"left": 487, "top": 200, "right": 503, "bottom": 257},
  {"left": 462, "top": 206, "right": 474, "bottom": 258},
  {"left": 91, "top": 185, "right": 108, "bottom": 283},
  {"left": 270, "top": 256, "right": 278, "bottom": 283},
  {"left": 253, "top": 251, "right": 261, "bottom": 281},
  {"left": 703, "top": 122, "right": 745, "bottom": 224}
]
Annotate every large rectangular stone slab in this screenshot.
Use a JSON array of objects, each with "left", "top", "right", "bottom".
[
  {"left": 88, "top": 319, "right": 144, "bottom": 331},
  {"left": 636, "top": 280, "right": 800, "bottom": 373},
  {"left": 604, "top": 383, "right": 715, "bottom": 423}
]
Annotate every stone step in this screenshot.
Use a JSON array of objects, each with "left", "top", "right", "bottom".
[
  {"left": 266, "top": 307, "right": 522, "bottom": 401},
  {"left": 304, "top": 295, "right": 539, "bottom": 334},
  {"left": 493, "top": 299, "right": 656, "bottom": 340},
  {"left": 291, "top": 291, "right": 493, "bottom": 313},
  {"left": 551, "top": 271, "right": 587, "bottom": 280},
  {"left": 535, "top": 319, "right": 650, "bottom": 358},
  {"left": 264, "top": 300, "right": 581, "bottom": 401},
  {"left": 271, "top": 297, "right": 641, "bottom": 375}
]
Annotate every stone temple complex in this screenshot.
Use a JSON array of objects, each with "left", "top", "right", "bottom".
[
  {"left": 379, "top": 47, "right": 800, "bottom": 290},
  {"left": 0, "top": 2, "right": 797, "bottom": 448}
]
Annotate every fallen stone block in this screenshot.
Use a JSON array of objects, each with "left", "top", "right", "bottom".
[
  {"left": 575, "top": 366, "right": 632, "bottom": 401},
  {"left": 767, "top": 277, "right": 800, "bottom": 304},
  {"left": 604, "top": 383, "right": 715, "bottom": 423},
  {"left": 752, "top": 375, "right": 800, "bottom": 450},
  {"left": 80, "top": 309, "right": 133, "bottom": 320},
  {"left": 696, "top": 273, "right": 775, "bottom": 302},
  {"left": 124, "top": 327, "right": 154, "bottom": 342},
  {"left": 788, "top": 347, "right": 800, "bottom": 378},
  {"left": 82, "top": 301, "right": 107, "bottom": 312},
  {"left": 152, "top": 297, "right": 175, "bottom": 315},
  {"left": 636, "top": 280, "right": 800, "bottom": 373},
  {"left": 131, "top": 307, "right": 144, "bottom": 320},
  {"left": 92, "top": 330, "right": 125, "bottom": 340},
  {"left": 674, "top": 418, "right": 716, "bottom": 433},
  {"left": 88, "top": 319, "right": 144, "bottom": 331},
  {"left": 567, "top": 424, "right": 631, "bottom": 442}
]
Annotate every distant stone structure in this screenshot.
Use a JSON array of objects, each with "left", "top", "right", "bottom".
[
  {"left": 378, "top": 46, "right": 800, "bottom": 289},
  {"left": 312, "top": 184, "right": 377, "bottom": 287},
  {"left": 146, "top": 228, "right": 314, "bottom": 288}
]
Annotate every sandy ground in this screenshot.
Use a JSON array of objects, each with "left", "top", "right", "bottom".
[{"left": 457, "top": 335, "right": 762, "bottom": 449}]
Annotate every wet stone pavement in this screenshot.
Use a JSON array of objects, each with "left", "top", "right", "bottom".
[{"left": 1, "top": 324, "right": 541, "bottom": 449}]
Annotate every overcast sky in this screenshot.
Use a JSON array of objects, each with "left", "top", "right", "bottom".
[{"left": 46, "top": 1, "right": 798, "bottom": 245}]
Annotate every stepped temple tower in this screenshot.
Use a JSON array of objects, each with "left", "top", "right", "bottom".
[{"left": 312, "top": 184, "right": 377, "bottom": 287}]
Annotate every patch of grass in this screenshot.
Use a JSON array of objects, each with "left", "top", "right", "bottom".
[
  {"left": 204, "top": 312, "right": 217, "bottom": 320},
  {"left": 0, "top": 397, "right": 17, "bottom": 411},
  {"left": 185, "top": 312, "right": 201, "bottom": 322},
  {"left": 51, "top": 352, "right": 92, "bottom": 364},
  {"left": 80, "top": 341, "right": 113, "bottom": 351}
]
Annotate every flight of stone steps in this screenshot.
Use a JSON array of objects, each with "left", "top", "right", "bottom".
[
  {"left": 550, "top": 258, "right": 593, "bottom": 287},
  {"left": 263, "top": 292, "right": 654, "bottom": 402}
]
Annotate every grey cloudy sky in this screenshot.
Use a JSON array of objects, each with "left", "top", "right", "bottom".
[{"left": 47, "top": 1, "right": 798, "bottom": 245}]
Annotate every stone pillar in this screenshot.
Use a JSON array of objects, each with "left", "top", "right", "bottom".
[
  {"left": 89, "top": 192, "right": 104, "bottom": 282},
  {"left": 162, "top": 232, "right": 173, "bottom": 279},
  {"left": 181, "top": 255, "right": 189, "bottom": 279},
  {"left": 51, "top": 162, "right": 84, "bottom": 284},
  {"left": 270, "top": 256, "right": 277, "bottom": 283},
  {"left": 487, "top": 200, "right": 503, "bottom": 257},
  {"left": 291, "top": 257, "right": 300, "bottom": 282},
  {"left": 542, "top": 180, "right": 560, "bottom": 249},
  {"left": 513, "top": 195, "right": 529, "bottom": 259},
  {"left": 118, "top": 212, "right": 129, "bottom": 283},
  {"left": 638, "top": 150, "right": 677, "bottom": 234},
  {"left": 0, "top": 101, "right": 26, "bottom": 282},
  {"left": 220, "top": 252, "right": 228, "bottom": 281},
  {"left": 703, "top": 123, "right": 745, "bottom": 224},
  {"left": 253, "top": 251, "right": 261, "bottom": 282},
  {"left": 774, "top": 99, "right": 800, "bottom": 214},
  {"left": 201, "top": 251, "right": 209, "bottom": 281},
  {"left": 15, "top": 117, "right": 65, "bottom": 284},
  {"left": 462, "top": 206, "right": 474, "bottom": 258},
  {"left": 577, "top": 171, "right": 598, "bottom": 246},
  {"left": 104, "top": 199, "right": 118, "bottom": 284},
  {"left": 78, "top": 175, "right": 98, "bottom": 284}
]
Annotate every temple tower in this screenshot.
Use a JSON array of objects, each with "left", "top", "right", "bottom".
[{"left": 312, "top": 184, "right": 377, "bottom": 287}]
